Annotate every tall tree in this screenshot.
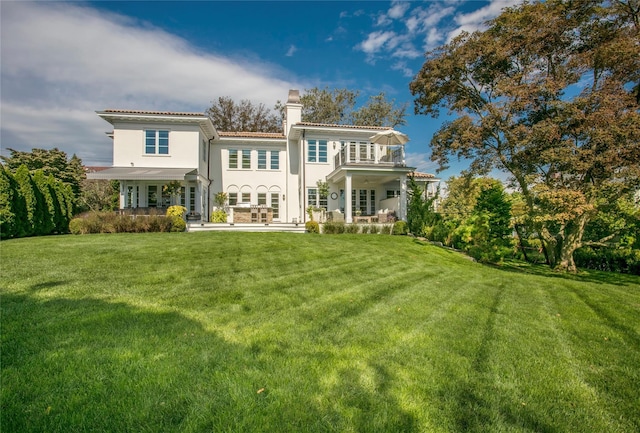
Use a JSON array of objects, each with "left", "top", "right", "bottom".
[
  {"left": 291, "top": 87, "right": 407, "bottom": 127},
  {"left": 351, "top": 92, "right": 407, "bottom": 127},
  {"left": 299, "top": 87, "right": 359, "bottom": 125},
  {"left": 439, "top": 176, "right": 501, "bottom": 222},
  {"left": 410, "top": 0, "right": 640, "bottom": 272},
  {"left": 1, "top": 148, "right": 84, "bottom": 202},
  {"left": 206, "top": 97, "right": 281, "bottom": 132}
]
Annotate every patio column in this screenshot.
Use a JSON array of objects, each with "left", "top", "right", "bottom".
[
  {"left": 131, "top": 184, "right": 137, "bottom": 208},
  {"left": 399, "top": 174, "right": 407, "bottom": 221},
  {"left": 119, "top": 182, "right": 126, "bottom": 209},
  {"left": 345, "top": 172, "right": 353, "bottom": 223}
]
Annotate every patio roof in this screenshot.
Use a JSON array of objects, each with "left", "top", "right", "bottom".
[{"left": 86, "top": 167, "right": 198, "bottom": 181}]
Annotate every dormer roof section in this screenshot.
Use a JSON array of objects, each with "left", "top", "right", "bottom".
[{"left": 97, "top": 109, "right": 218, "bottom": 139}]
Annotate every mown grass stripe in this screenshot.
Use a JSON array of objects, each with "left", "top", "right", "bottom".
[{"left": 2, "top": 232, "right": 639, "bottom": 433}]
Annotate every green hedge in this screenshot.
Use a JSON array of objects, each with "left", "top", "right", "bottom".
[
  {"left": 69, "top": 212, "right": 183, "bottom": 234},
  {"left": 574, "top": 247, "right": 640, "bottom": 275},
  {"left": 1, "top": 165, "right": 73, "bottom": 239}
]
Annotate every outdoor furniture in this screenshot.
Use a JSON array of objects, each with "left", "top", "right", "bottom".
[
  {"left": 328, "top": 210, "right": 344, "bottom": 222},
  {"left": 186, "top": 212, "right": 201, "bottom": 222},
  {"left": 354, "top": 215, "right": 377, "bottom": 224}
]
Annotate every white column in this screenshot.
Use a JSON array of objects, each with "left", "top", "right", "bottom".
[
  {"left": 399, "top": 174, "right": 407, "bottom": 221},
  {"left": 345, "top": 173, "right": 352, "bottom": 223},
  {"left": 119, "top": 183, "right": 126, "bottom": 209}
]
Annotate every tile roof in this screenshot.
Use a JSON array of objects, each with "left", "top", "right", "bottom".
[
  {"left": 102, "top": 109, "right": 207, "bottom": 117},
  {"left": 409, "top": 171, "right": 437, "bottom": 179},
  {"left": 218, "top": 131, "right": 286, "bottom": 139},
  {"left": 295, "top": 122, "right": 389, "bottom": 130}
]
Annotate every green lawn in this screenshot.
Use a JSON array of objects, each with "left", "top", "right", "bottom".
[{"left": 1, "top": 232, "right": 639, "bottom": 432}]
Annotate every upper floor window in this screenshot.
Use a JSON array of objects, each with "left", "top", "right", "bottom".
[
  {"left": 229, "top": 149, "right": 238, "bottom": 168},
  {"left": 242, "top": 150, "right": 251, "bottom": 169},
  {"left": 145, "top": 130, "right": 169, "bottom": 155},
  {"left": 258, "top": 150, "right": 267, "bottom": 170},
  {"left": 256, "top": 150, "right": 280, "bottom": 170},
  {"left": 307, "top": 140, "right": 327, "bottom": 163}
]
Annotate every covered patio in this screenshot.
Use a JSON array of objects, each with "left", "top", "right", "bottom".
[{"left": 86, "top": 167, "right": 207, "bottom": 220}]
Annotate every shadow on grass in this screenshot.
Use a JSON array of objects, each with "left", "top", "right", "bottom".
[
  {"left": 1, "top": 293, "right": 417, "bottom": 432},
  {"left": 449, "top": 286, "right": 560, "bottom": 433}
]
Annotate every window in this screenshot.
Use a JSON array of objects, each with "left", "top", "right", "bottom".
[
  {"left": 242, "top": 150, "right": 251, "bottom": 169},
  {"left": 359, "top": 189, "right": 367, "bottom": 213},
  {"left": 145, "top": 130, "right": 169, "bottom": 155},
  {"left": 148, "top": 185, "right": 158, "bottom": 207},
  {"left": 307, "top": 188, "right": 318, "bottom": 208},
  {"left": 271, "top": 193, "right": 279, "bottom": 219},
  {"left": 271, "top": 151, "right": 279, "bottom": 169},
  {"left": 351, "top": 189, "right": 375, "bottom": 214},
  {"left": 180, "top": 187, "right": 186, "bottom": 207},
  {"left": 189, "top": 187, "right": 196, "bottom": 212},
  {"left": 319, "top": 140, "right": 327, "bottom": 162},
  {"left": 228, "top": 192, "right": 238, "bottom": 206},
  {"left": 242, "top": 192, "right": 251, "bottom": 203},
  {"left": 307, "top": 188, "right": 327, "bottom": 210},
  {"left": 258, "top": 193, "right": 267, "bottom": 205},
  {"left": 307, "top": 140, "right": 327, "bottom": 163},
  {"left": 387, "top": 190, "right": 400, "bottom": 199},
  {"left": 258, "top": 150, "right": 267, "bottom": 169},
  {"left": 229, "top": 149, "right": 238, "bottom": 169},
  {"left": 127, "top": 186, "right": 139, "bottom": 208}
]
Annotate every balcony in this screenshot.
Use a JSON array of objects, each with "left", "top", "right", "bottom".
[{"left": 334, "top": 143, "right": 406, "bottom": 169}]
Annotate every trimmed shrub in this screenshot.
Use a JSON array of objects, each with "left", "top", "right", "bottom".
[
  {"left": 170, "top": 217, "right": 186, "bottom": 232},
  {"left": 68, "top": 211, "right": 178, "bottom": 234},
  {"left": 305, "top": 221, "right": 319, "bottom": 233},
  {"left": 369, "top": 224, "right": 380, "bottom": 234},
  {"left": 380, "top": 224, "right": 392, "bottom": 235},
  {"left": 361, "top": 224, "right": 370, "bottom": 234},
  {"left": 392, "top": 221, "right": 408, "bottom": 235},
  {"left": 323, "top": 221, "right": 345, "bottom": 234},
  {"left": 345, "top": 223, "right": 360, "bottom": 234},
  {"left": 167, "top": 205, "right": 187, "bottom": 218},
  {"left": 68, "top": 218, "right": 86, "bottom": 234},
  {"left": 210, "top": 210, "right": 227, "bottom": 223}
]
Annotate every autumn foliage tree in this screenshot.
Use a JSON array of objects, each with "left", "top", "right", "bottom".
[{"left": 410, "top": 0, "right": 640, "bottom": 272}]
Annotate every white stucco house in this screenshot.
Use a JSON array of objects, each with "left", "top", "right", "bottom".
[{"left": 88, "top": 90, "right": 439, "bottom": 224}]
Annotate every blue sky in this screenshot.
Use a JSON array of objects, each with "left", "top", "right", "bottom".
[{"left": 1, "top": 0, "right": 521, "bottom": 180}]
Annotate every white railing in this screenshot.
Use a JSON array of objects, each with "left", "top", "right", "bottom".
[{"left": 334, "top": 143, "right": 406, "bottom": 168}]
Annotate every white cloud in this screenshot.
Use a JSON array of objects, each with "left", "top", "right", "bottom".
[
  {"left": 0, "top": 2, "right": 300, "bottom": 165},
  {"left": 375, "top": 1, "right": 410, "bottom": 27},
  {"left": 387, "top": 1, "right": 410, "bottom": 20},
  {"left": 424, "top": 28, "right": 446, "bottom": 51},
  {"left": 286, "top": 45, "right": 297, "bottom": 57},
  {"left": 405, "top": 152, "right": 439, "bottom": 174},
  {"left": 391, "top": 61, "right": 414, "bottom": 78},
  {"left": 406, "top": 4, "right": 455, "bottom": 35},
  {"left": 357, "top": 30, "right": 398, "bottom": 54},
  {"left": 448, "top": 0, "right": 521, "bottom": 41}
]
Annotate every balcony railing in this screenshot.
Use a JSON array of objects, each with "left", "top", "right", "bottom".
[{"left": 334, "top": 143, "right": 405, "bottom": 168}]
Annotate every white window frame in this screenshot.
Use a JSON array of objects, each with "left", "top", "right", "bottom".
[
  {"left": 307, "top": 139, "right": 328, "bottom": 163},
  {"left": 145, "top": 130, "right": 169, "bottom": 155}
]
